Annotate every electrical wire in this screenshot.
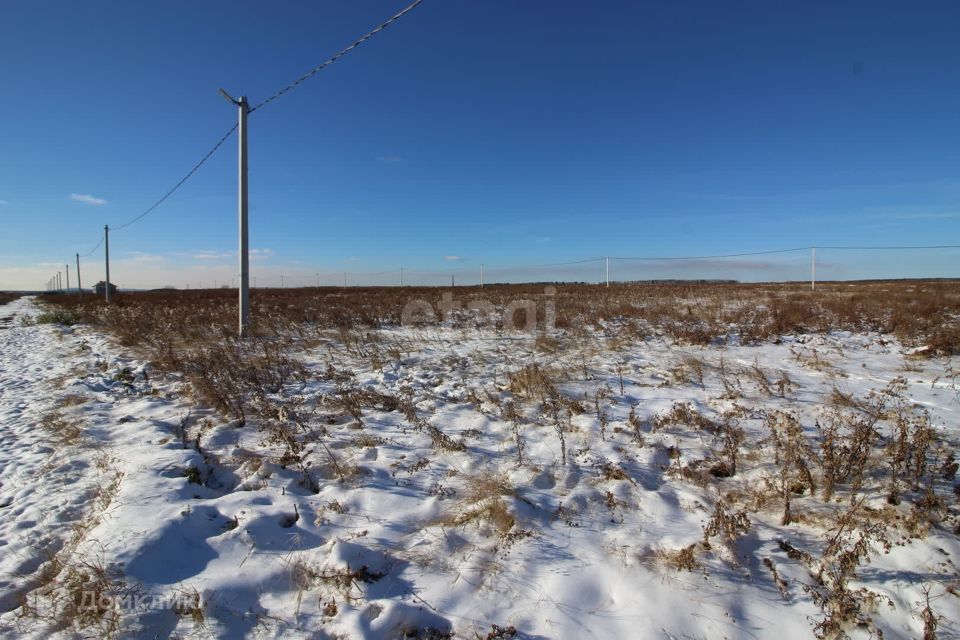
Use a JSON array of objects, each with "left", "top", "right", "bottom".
[
  {"left": 816, "top": 245, "right": 960, "bottom": 250},
  {"left": 111, "top": 123, "right": 238, "bottom": 231},
  {"left": 70, "top": 1, "right": 424, "bottom": 272},
  {"left": 249, "top": 0, "right": 424, "bottom": 114},
  {"left": 79, "top": 236, "right": 104, "bottom": 258},
  {"left": 609, "top": 247, "right": 810, "bottom": 261},
  {"left": 483, "top": 257, "right": 606, "bottom": 271}
]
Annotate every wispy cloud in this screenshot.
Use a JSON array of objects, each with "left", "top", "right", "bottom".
[
  {"left": 443, "top": 255, "right": 463, "bottom": 262},
  {"left": 375, "top": 155, "right": 403, "bottom": 164},
  {"left": 124, "top": 251, "right": 164, "bottom": 263},
  {"left": 0, "top": 200, "right": 8, "bottom": 206},
  {"left": 884, "top": 211, "right": 960, "bottom": 221},
  {"left": 193, "top": 250, "right": 232, "bottom": 260},
  {"left": 70, "top": 193, "right": 108, "bottom": 206}
]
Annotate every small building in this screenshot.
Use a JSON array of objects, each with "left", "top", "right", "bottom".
[{"left": 93, "top": 281, "right": 118, "bottom": 296}]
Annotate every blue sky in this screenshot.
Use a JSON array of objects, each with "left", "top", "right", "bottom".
[{"left": 1, "top": 0, "right": 958, "bottom": 289}]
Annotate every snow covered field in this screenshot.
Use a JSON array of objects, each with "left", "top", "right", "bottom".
[{"left": 1, "top": 291, "right": 958, "bottom": 639}]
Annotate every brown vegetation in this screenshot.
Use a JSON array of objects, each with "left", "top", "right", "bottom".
[
  {"left": 40, "top": 279, "right": 960, "bottom": 353},
  {"left": 0, "top": 292, "right": 24, "bottom": 306}
]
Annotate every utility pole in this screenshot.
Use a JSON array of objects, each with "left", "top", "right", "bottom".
[
  {"left": 343, "top": 272, "right": 347, "bottom": 288},
  {"left": 220, "top": 88, "right": 250, "bottom": 337},
  {"left": 280, "top": 275, "right": 285, "bottom": 288},
  {"left": 606, "top": 257, "right": 610, "bottom": 288},
  {"left": 76, "top": 253, "right": 81, "bottom": 294},
  {"left": 811, "top": 246, "right": 816, "bottom": 292},
  {"left": 237, "top": 94, "right": 249, "bottom": 335},
  {"left": 104, "top": 225, "right": 112, "bottom": 303},
  {"left": 480, "top": 263, "right": 484, "bottom": 288},
  {"left": 65, "top": 264, "right": 70, "bottom": 293},
  {"left": 400, "top": 267, "right": 404, "bottom": 287},
  {"left": 316, "top": 272, "right": 320, "bottom": 287},
  {"left": 57, "top": 272, "right": 62, "bottom": 294}
]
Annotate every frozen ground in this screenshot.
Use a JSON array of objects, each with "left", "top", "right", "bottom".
[{"left": 0, "top": 295, "right": 958, "bottom": 639}]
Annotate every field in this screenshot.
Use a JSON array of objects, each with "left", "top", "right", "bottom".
[
  {"left": 1, "top": 281, "right": 959, "bottom": 639},
  {"left": 0, "top": 293, "right": 23, "bottom": 308}
]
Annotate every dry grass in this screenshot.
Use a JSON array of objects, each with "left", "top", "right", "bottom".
[
  {"left": 17, "top": 455, "right": 130, "bottom": 638},
  {"left": 35, "top": 280, "right": 960, "bottom": 637},
  {"left": 436, "top": 472, "right": 518, "bottom": 538},
  {"left": 507, "top": 363, "right": 559, "bottom": 402},
  {"left": 41, "top": 280, "right": 960, "bottom": 354},
  {"left": 0, "top": 292, "right": 24, "bottom": 306},
  {"left": 39, "top": 411, "right": 85, "bottom": 447},
  {"left": 654, "top": 544, "right": 701, "bottom": 572}
]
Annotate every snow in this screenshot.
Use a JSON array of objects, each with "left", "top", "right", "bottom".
[{"left": 0, "top": 295, "right": 958, "bottom": 639}]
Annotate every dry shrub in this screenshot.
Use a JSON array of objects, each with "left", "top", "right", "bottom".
[
  {"left": 508, "top": 363, "right": 557, "bottom": 402},
  {"left": 438, "top": 472, "right": 517, "bottom": 537},
  {"left": 40, "top": 280, "right": 960, "bottom": 351},
  {"left": 172, "top": 586, "right": 205, "bottom": 627},
  {"left": 40, "top": 412, "right": 84, "bottom": 447},
  {"left": 805, "top": 501, "right": 894, "bottom": 640},
  {"left": 463, "top": 472, "right": 514, "bottom": 504},
  {"left": 767, "top": 411, "right": 817, "bottom": 524},
  {"left": 702, "top": 499, "right": 751, "bottom": 552},
  {"left": 654, "top": 402, "right": 719, "bottom": 433},
  {"left": 656, "top": 545, "right": 701, "bottom": 572}
]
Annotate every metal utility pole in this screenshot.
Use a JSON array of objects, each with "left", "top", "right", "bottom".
[
  {"left": 104, "top": 225, "right": 112, "bottom": 303},
  {"left": 65, "top": 264, "right": 70, "bottom": 293},
  {"left": 57, "top": 272, "right": 62, "bottom": 293},
  {"left": 480, "top": 263, "right": 484, "bottom": 288},
  {"left": 606, "top": 257, "right": 610, "bottom": 288},
  {"left": 811, "top": 246, "right": 816, "bottom": 291},
  {"left": 220, "top": 88, "right": 250, "bottom": 337},
  {"left": 76, "top": 253, "right": 81, "bottom": 294}
]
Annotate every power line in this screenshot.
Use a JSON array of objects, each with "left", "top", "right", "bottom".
[
  {"left": 484, "top": 257, "right": 606, "bottom": 271},
  {"left": 816, "top": 244, "right": 960, "bottom": 250},
  {"left": 248, "top": 0, "right": 425, "bottom": 114},
  {"left": 610, "top": 247, "right": 810, "bottom": 261},
  {"left": 101, "top": 0, "right": 423, "bottom": 238},
  {"left": 112, "top": 123, "right": 239, "bottom": 231},
  {"left": 79, "top": 236, "right": 104, "bottom": 258},
  {"left": 71, "top": 1, "right": 424, "bottom": 270}
]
